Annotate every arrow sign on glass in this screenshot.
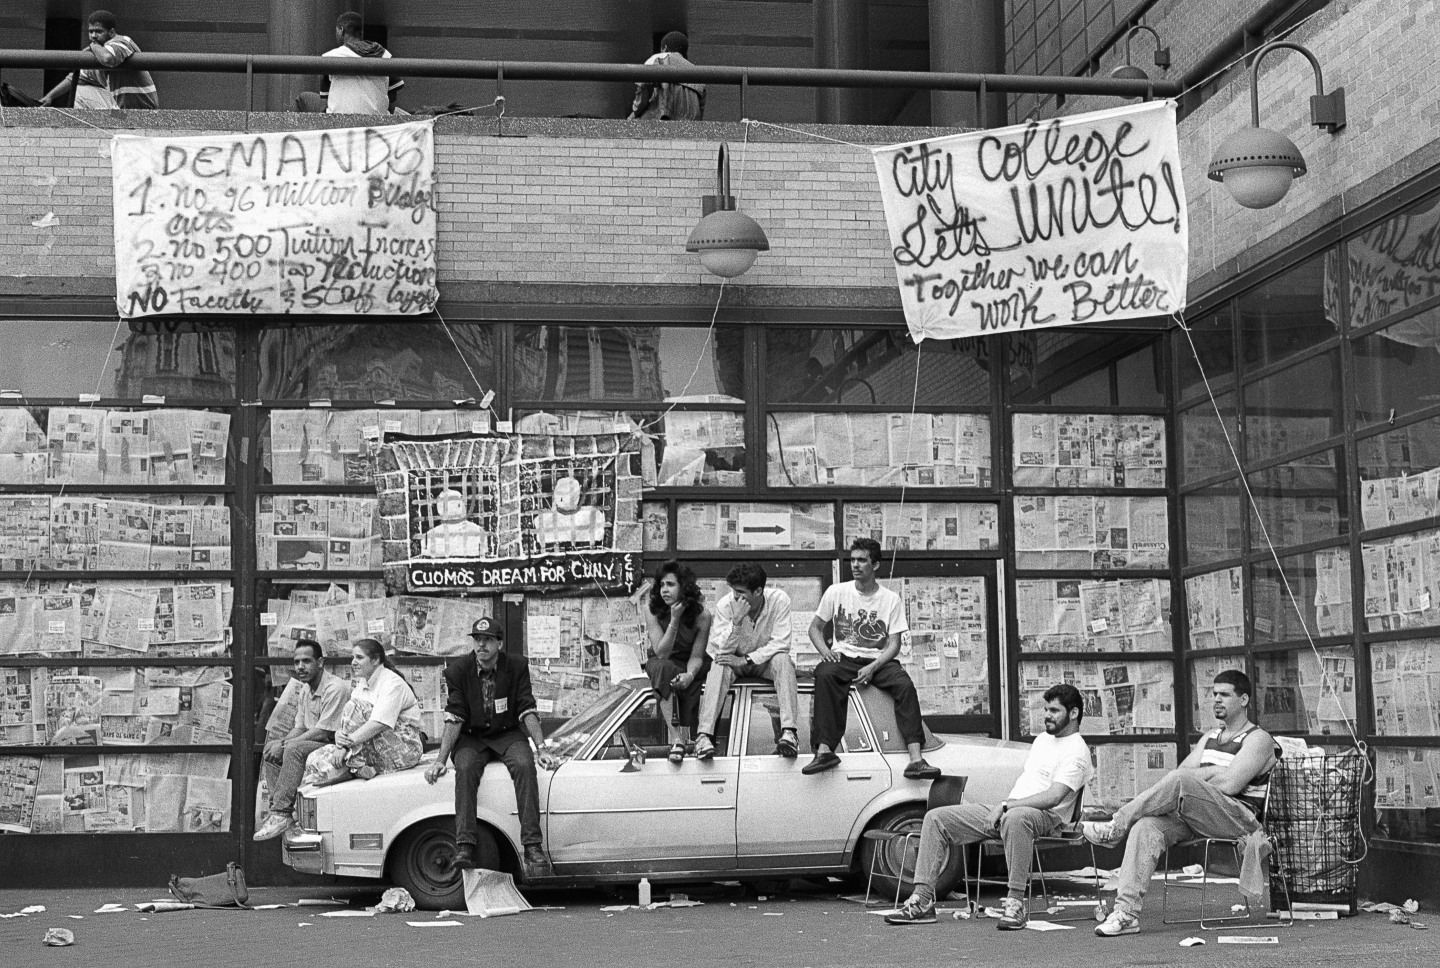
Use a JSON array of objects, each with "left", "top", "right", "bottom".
[{"left": 737, "top": 511, "right": 792, "bottom": 547}]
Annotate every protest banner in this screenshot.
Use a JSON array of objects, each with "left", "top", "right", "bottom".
[
  {"left": 111, "top": 121, "right": 438, "bottom": 318},
  {"left": 872, "top": 101, "right": 1188, "bottom": 342}
]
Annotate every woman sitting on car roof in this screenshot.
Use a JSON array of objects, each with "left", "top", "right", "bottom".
[{"left": 643, "top": 560, "right": 713, "bottom": 764}]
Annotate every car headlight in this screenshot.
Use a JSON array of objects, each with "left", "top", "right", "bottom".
[{"left": 298, "top": 795, "right": 317, "bottom": 832}]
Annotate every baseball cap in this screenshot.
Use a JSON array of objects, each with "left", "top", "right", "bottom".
[{"left": 469, "top": 617, "right": 503, "bottom": 641}]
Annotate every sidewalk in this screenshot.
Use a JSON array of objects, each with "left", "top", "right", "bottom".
[{"left": 1, "top": 880, "right": 1433, "bottom": 968}]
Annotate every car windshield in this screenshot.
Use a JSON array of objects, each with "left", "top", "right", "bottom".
[{"left": 539, "top": 682, "right": 636, "bottom": 764}]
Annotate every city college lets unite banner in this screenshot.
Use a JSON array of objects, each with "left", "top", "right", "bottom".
[
  {"left": 872, "top": 101, "right": 1188, "bottom": 342},
  {"left": 111, "top": 120, "right": 439, "bottom": 319}
]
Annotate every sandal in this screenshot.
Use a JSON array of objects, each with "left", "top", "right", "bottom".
[
  {"left": 667, "top": 742, "right": 686, "bottom": 764},
  {"left": 694, "top": 734, "right": 716, "bottom": 761}
]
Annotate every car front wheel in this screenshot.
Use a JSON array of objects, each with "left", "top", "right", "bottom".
[
  {"left": 389, "top": 818, "right": 500, "bottom": 910},
  {"left": 859, "top": 803, "right": 964, "bottom": 901}
]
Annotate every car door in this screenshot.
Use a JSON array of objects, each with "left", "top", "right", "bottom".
[
  {"left": 545, "top": 690, "right": 738, "bottom": 874},
  {"left": 734, "top": 685, "right": 891, "bottom": 870}
]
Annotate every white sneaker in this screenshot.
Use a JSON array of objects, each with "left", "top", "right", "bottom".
[
  {"left": 997, "top": 896, "right": 1028, "bottom": 930},
  {"left": 1081, "top": 820, "right": 1122, "bottom": 847},
  {"left": 1094, "top": 908, "right": 1140, "bottom": 936},
  {"left": 253, "top": 812, "right": 294, "bottom": 841}
]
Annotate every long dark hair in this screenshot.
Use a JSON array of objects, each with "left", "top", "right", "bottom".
[
  {"left": 648, "top": 559, "right": 703, "bottom": 629},
  {"left": 353, "top": 637, "right": 406, "bottom": 682}
]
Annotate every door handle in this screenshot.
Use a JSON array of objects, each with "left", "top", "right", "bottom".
[
  {"left": 700, "top": 777, "right": 726, "bottom": 785},
  {"left": 847, "top": 774, "right": 873, "bottom": 781}
]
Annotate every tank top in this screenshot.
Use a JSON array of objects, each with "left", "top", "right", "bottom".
[{"left": 1199, "top": 722, "right": 1275, "bottom": 814}]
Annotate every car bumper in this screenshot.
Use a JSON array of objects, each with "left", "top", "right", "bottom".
[{"left": 282, "top": 831, "right": 326, "bottom": 875}]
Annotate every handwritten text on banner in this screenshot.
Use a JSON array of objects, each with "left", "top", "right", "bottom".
[
  {"left": 111, "top": 121, "right": 439, "bottom": 318},
  {"left": 872, "top": 102, "right": 1188, "bottom": 342}
]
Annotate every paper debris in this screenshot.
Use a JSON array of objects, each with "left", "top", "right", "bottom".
[
  {"left": 250, "top": 905, "right": 286, "bottom": 911},
  {"left": 409, "top": 920, "right": 462, "bottom": 927},
  {"left": 763, "top": 912, "right": 785, "bottom": 916},
  {"left": 1406, "top": 899, "right": 1421, "bottom": 913},
  {"left": 600, "top": 905, "right": 633, "bottom": 912},
  {"left": 319, "top": 910, "right": 375, "bottom": 917},
  {"left": 42, "top": 928, "right": 75, "bottom": 946},
  {"left": 1410, "top": 922, "right": 1428, "bottom": 930},
  {"left": 1023, "top": 920, "right": 1074, "bottom": 931},
  {"left": 1180, "top": 937, "right": 1205, "bottom": 946},
  {"left": 1182, "top": 864, "right": 1204, "bottom": 876},
  {"left": 1231, "top": 904, "right": 1247, "bottom": 913},
  {"left": 295, "top": 898, "right": 346, "bottom": 906},
  {"left": 1217, "top": 936, "right": 1278, "bottom": 944},
  {"left": 463, "top": 869, "right": 531, "bottom": 918},
  {"left": 68, "top": 915, "right": 84, "bottom": 920},
  {"left": 375, "top": 888, "right": 416, "bottom": 913},
  {"left": 94, "top": 904, "right": 128, "bottom": 914},
  {"left": 21, "top": 906, "right": 45, "bottom": 914},
  {"left": 134, "top": 902, "right": 194, "bottom": 913},
  {"left": 297, "top": 922, "right": 313, "bottom": 927}
]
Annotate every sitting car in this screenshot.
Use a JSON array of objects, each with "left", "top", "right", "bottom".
[{"left": 284, "top": 676, "right": 1028, "bottom": 909}]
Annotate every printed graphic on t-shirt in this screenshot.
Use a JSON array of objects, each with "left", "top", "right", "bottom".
[{"left": 833, "top": 603, "right": 889, "bottom": 653}]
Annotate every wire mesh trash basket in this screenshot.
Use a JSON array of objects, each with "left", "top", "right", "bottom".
[{"left": 1266, "top": 750, "right": 1366, "bottom": 914}]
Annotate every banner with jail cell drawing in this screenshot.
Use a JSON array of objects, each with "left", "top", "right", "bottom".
[{"left": 374, "top": 433, "right": 643, "bottom": 593}]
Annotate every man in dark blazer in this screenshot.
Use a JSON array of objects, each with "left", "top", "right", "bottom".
[{"left": 425, "top": 617, "right": 558, "bottom": 878}]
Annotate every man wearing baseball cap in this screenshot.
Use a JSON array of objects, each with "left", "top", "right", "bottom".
[{"left": 425, "top": 616, "right": 559, "bottom": 879}]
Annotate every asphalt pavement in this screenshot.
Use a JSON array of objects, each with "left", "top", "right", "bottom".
[{"left": 0, "top": 878, "right": 1433, "bottom": 968}]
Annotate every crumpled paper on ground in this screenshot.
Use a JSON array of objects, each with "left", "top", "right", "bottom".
[
  {"left": 42, "top": 928, "right": 74, "bottom": 946},
  {"left": 375, "top": 888, "right": 416, "bottom": 913},
  {"left": 1180, "top": 937, "right": 1205, "bottom": 946},
  {"left": 1361, "top": 899, "right": 1421, "bottom": 915},
  {"left": 134, "top": 901, "right": 195, "bottom": 913}
]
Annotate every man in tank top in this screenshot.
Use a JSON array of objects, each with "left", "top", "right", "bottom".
[{"left": 1085, "top": 669, "right": 1279, "bottom": 937}]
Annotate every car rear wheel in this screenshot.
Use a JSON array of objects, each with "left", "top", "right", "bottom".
[
  {"left": 389, "top": 818, "right": 499, "bottom": 911},
  {"left": 859, "top": 803, "right": 964, "bottom": 901}
]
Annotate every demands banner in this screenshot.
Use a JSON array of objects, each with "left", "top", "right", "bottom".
[
  {"left": 375, "top": 432, "right": 644, "bottom": 594},
  {"left": 111, "top": 120, "right": 438, "bottom": 318},
  {"left": 872, "top": 101, "right": 1188, "bottom": 342}
]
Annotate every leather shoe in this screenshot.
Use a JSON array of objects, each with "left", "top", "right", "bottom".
[
  {"left": 452, "top": 843, "right": 477, "bottom": 870},
  {"left": 801, "top": 751, "right": 841, "bottom": 775},
  {"left": 903, "top": 759, "right": 941, "bottom": 780},
  {"left": 523, "top": 845, "right": 554, "bottom": 879}
]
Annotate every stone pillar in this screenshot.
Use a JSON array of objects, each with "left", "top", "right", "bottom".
[
  {"left": 265, "top": 0, "right": 337, "bottom": 112},
  {"left": 813, "top": 0, "right": 869, "bottom": 124},
  {"left": 929, "top": 0, "right": 1006, "bottom": 128}
]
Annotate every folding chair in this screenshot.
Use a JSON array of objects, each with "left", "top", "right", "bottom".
[
  {"left": 966, "top": 790, "right": 1101, "bottom": 920},
  {"left": 862, "top": 774, "right": 968, "bottom": 908},
  {"left": 1160, "top": 788, "right": 1293, "bottom": 929}
]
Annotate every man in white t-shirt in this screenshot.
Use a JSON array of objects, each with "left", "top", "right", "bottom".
[
  {"left": 320, "top": 12, "right": 403, "bottom": 115},
  {"left": 885, "top": 683, "right": 1093, "bottom": 929},
  {"left": 805, "top": 538, "right": 938, "bottom": 779}
]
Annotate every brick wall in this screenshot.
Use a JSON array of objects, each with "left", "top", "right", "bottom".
[{"left": 0, "top": 115, "right": 907, "bottom": 301}]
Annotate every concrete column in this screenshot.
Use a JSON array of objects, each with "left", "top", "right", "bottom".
[
  {"left": 929, "top": 0, "right": 1006, "bottom": 129},
  {"left": 265, "top": 0, "right": 338, "bottom": 112},
  {"left": 813, "top": 0, "right": 869, "bottom": 124}
]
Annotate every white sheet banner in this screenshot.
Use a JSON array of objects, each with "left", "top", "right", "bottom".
[
  {"left": 872, "top": 101, "right": 1188, "bottom": 342},
  {"left": 111, "top": 120, "right": 438, "bottom": 318}
]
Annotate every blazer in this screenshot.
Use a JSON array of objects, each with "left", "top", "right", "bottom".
[{"left": 443, "top": 651, "right": 538, "bottom": 738}]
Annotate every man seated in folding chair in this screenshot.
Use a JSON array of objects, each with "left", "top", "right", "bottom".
[
  {"left": 1084, "top": 669, "right": 1277, "bottom": 938},
  {"left": 886, "top": 683, "right": 1092, "bottom": 929}
]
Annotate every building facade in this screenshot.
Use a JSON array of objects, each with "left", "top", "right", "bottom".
[{"left": 0, "top": 0, "right": 1436, "bottom": 902}]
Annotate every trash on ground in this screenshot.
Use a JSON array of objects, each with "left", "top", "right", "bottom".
[
  {"left": 1023, "top": 920, "right": 1073, "bottom": 931},
  {"left": 1181, "top": 864, "right": 1204, "bottom": 876},
  {"left": 463, "top": 868, "right": 531, "bottom": 918},
  {"left": 250, "top": 904, "right": 287, "bottom": 910},
  {"left": 1410, "top": 922, "right": 1428, "bottom": 930},
  {"left": 67, "top": 915, "right": 83, "bottom": 920},
  {"left": 42, "top": 928, "right": 74, "bottom": 946},
  {"left": 295, "top": 898, "right": 346, "bottom": 906},
  {"left": 600, "top": 905, "right": 633, "bottom": 912},
  {"left": 134, "top": 901, "right": 195, "bottom": 913},
  {"left": 1231, "top": 904, "right": 1246, "bottom": 913},
  {"left": 763, "top": 912, "right": 785, "bottom": 916},
  {"left": 319, "top": 910, "right": 375, "bottom": 917},
  {"left": 1361, "top": 899, "right": 1421, "bottom": 915},
  {"left": 21, "top": 906, "right": 45, "bottom": 914},
  {"left": 1390, "top": 910, "right": 1414, "bottom": 925},
  {"left": 1217, "top": 936, "right": 1278, "bottom": 944},
  {"left": 1180, "top": 937, "right": 1205, "bottom": 946},
  {"left": 94, "top": 904, "right": 127, "bottom": 914},
  {"left": 374, "top": 888, "right": 416, "bottom": 913},
  {"left": 408, "top": 920, "right": 462, "bottom": 927},
  {"left": 297, "top": 922, "right": 313, "bottom": 927}
]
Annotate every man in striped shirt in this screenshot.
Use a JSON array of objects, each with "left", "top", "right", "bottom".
[
  {"left": 1083, "top": 669, "right": 1278, "bottom": 937},
  {"left": 40, "top": 11, "right": 158, "bottom": 110}
]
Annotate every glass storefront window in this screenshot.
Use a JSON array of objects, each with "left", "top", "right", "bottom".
[
  {"left": 1374, "top": 747, "right": 1440, "bottom": 842},
  {"left": 1361, "top": 527, "right": 1440, "bottom": 633},
  {"left": 1179, "top": 392, "right": 1237, "bottom": 484},
  {"left": 1175, "top": 310, "right": 1234, "bottom": 402},
  {"left": 1184, "top": 566, "right": 1244, "bottom": 651},
  {"left": 764, "top": 328, "right": 990, "bottom": 406},
  {"left": 769, "top": 412, "right": 990, "bottom": 488},
  {"left": 258, "top": 323, "right": 496, "bottom": 401},
  {"left": 1013, "top": 414, "right": 1166, "bottom": 489},
  {"left": 1243, "top": 352, "right": 1340, "bottom": 465},
  {"left": 1253, "top": 646, "right": 1357, "bottom": 735},
  {"left": 1008, "top": 332, "right": 1164, "bottom": 408},
  {"left": 1014, "top": 495, "right": 1169, "bottom": 570},
  {"left": 1358, "top": 418, "right": 1440, "bottom": 532},
  {"left": 641, "top": 501, "right": 669, "bottom": 551},
  {"left": 1183, "top": 486, "right": 1244, "bottom": 566},
  {"left": 1246, "top": 449, "right": 1347, "bottom": 550},
  {"left": 1370, "top": 638, "right": 1440, "bottom": 737},
  {"left": 259, "top": 580, "right": 493, "bottom": 659},
  {"left": 0, "top": 321, "right": 237, "bottom": 399},
  {"left": 261, "top": 408, "right": 492, "bottom": 485},
  {"left": 1351, "top": 311, "right": 1440, "bottom": 427},
  {"left": 513, "top": 325, "right": 743, "bottom": 403},
  {"left": 1344, "top": 192, "right": 1440, "bottom": 330},
  {"left": 1018, "top": 659, "right": 1174, "bottom": 736},
  {"left": 3, "top": 752, "right": 234, "bottom": 834},
  {"left": 1238, "top": 251, "right": 1338, "bottom": 371},
  {"left": 0, "top": 406, "right": 233, "bottom": 487},
  {"left": 1250, "top": 547, "right": 1352, "bottom": 644},
  {"left": 1017, "top": 577, "right": 1171, "bottom": 652},
  {"left": 842, "top": 501, "right": 998, "bottom": 551},
  {"left": 513, "top": 409, "right": 742, "bottom": 487}
]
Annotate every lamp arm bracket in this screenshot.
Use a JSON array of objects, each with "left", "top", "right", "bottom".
[{"left": 1248, "top": 41, "right": 1346, "bottom": 133}]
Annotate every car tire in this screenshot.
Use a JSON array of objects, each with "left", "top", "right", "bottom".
[
  {"left": 859, "top": 803, "right": 964, "bottom": 900},
  {"left": 389, "top": 818, "right": 500, "bottom": 911}
]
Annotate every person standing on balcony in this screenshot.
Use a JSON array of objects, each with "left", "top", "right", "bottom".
[
  {"left": 321, "top": 11, "right": 404, "bottom": 115},
  {"left": 40, "top": 11, "right": 158, "bottom": 109},
  {"left": 628, "top": 30, "right": 705, "bottom": 121}
]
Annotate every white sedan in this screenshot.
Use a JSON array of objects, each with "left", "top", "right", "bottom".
[{"left": 284, "top": 676, "right": 1028, "bottom": 909}]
